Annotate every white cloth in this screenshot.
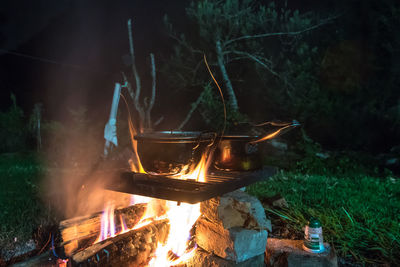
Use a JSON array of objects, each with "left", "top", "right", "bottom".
[{"left": 104, "top": 118, "right": 118, "bottom": 146}]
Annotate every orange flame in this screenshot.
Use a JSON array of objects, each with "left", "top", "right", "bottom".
[
  {"left": 148, "top": 153, "right": 209, "bottom": 266},
  {"left": 95, "top": 152, "right": 211, "bottom": 265}
]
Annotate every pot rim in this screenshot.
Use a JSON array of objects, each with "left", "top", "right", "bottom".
[
  {"left": 135, "top": 131, "right": 216, "bottom": 143},
  {"left": 218, "top": 134, "right": 259, "bottom": 141}
]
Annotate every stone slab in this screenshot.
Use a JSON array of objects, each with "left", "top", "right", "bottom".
[
  {"left": 196, "top": 218, "right": 268, "bottom": 262},
  {"left": 201, "top": 190, "right": 272, "bottom": 232},
  {"left": 185, "top": 247, "right": 265, "bottom": 267},
  {"left": 265, "top": 238, "right": 337, "bottom": 267}
]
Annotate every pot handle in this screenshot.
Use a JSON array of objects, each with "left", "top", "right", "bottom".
[
  {"left": 249, "top": 120, "right": 300, "bottom": 144},
  {"left": 192, "top": 131, "right": 218, "bottom": 150}
]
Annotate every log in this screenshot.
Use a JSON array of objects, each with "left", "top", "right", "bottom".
[
  {"left": 71, "top": 219, "right": 169, "bottom": 266},
  {"left": 59, "top": 204, "right": 147, "bottom": 256}
]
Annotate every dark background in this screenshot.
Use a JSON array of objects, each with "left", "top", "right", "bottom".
[
  {"left": 0, "top": 0, "right": 188, "bottom": 121},
  {"left": 0, "top": 0, "right": 399, "bottom": 153}
]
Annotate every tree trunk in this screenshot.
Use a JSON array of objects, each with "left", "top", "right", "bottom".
[{"left": 216, "top": 40, "right": 239, "bottom": 112}]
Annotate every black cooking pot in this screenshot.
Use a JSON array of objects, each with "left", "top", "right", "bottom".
[{"left": 134, "top": 131, "right": 216, "bottom": 175}]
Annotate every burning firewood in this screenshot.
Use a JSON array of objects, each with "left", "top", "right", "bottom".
[
  {"left": 70, "top": 219, "right": 169, "bottom": 266},
  {"left": 59, "top": 204, "right": 146, "bottom": 256}
]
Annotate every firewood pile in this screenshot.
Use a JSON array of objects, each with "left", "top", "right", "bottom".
[{"left": 58, "top": 203, "right": 169, "bottom": 266}]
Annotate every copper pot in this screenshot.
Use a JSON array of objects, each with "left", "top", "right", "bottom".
[{"left": 214, "top": 121, "right": 300, "bottom": 171}]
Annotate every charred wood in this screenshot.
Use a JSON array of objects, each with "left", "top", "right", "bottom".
[
  {"left": 59, "top": 204, "right": 146, "bottom": 256},
  {"left": 71, "top": 219, "right": 169, "bottom": 266}
]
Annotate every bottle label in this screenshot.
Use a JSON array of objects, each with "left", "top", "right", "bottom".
[{"left": 304, "top": 226, "right": 324, "bottom": 251}]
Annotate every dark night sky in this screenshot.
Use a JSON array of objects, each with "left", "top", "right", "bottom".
[
  {"left": 0, "top": 0, "right": 338, "bottom": 120},
  {"left": 0, "top": 0, "right": 188, "bottom": 123}
]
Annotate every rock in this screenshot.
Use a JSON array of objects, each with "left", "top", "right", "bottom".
[
  {"left": 185, "top": 247, "right": 265, "bottom": 267},
  {"left": 10, "top": 251, "right": 58, "bottom": 267},
  {"left": 196, "top": 218, "right": 268, "bottom": 263},
  {"left": 261, "top": 194, "right": 289, "bottom": 209},
  {"left": 265, "top": 238, "right": 337, "bottom": 267},
  {"left": 1, "top": 239, "right": 36, "bottom": 262},
  {"left": 272, "top": 197, "right": 288, "bottom": 209},
  {"left": 201, "top": 190, "right": 272, "bottom": 232}
]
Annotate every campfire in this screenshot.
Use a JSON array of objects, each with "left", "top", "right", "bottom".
[
  {"left": 56, "top": 76, "right": 292, "bottom": 266},
  {"left": 57, "top": 127, "right": 276, "bottom": 266}
]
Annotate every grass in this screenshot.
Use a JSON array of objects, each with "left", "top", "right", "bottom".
[
  {"left": 1, "top": 148, "right": 399, "bottom": 265},
  {"left": 247, "top": 170, "right": 400, "bottom": 265},
  {"left": 0, "top": 153, "right": 56, "bottom": 259}
]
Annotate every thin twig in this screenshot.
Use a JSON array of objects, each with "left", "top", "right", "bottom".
[
  {"left": 177, "top": 89, "right": 206, "bottom": 130},
  {"left": 229, "top": 50, "right": 276, "bottom": 75},
  {"left": 223, "top": 14, "right": 341, "bottom": 47},
  {"left": 144, "top": 53, "right": 156, "bottom": 129},
  {"left": 228, "top": 49, "right": 296, "bottom": 97},
  {"left": 37, "top": 233, "right": 52, "bottom": 255}
]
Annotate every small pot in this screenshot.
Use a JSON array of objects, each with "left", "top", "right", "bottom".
[
  {"left": 135, "top": 131, "right": 216, "bottom": 175},
  {"left": 214, "top": 121, "right": 300, "bottom": 171},
  {"left": 214, "top": 135, "right": 262, "bottom": 171}
]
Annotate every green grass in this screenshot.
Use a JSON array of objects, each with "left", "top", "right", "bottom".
[
  {"left": 247, "top": 170, "right": 400, "bottom": 265},
  {"left": 0, "top": 153, "right": 55, "bottom": 255}
]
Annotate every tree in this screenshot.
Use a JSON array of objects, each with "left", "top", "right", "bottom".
[{"left": 164, "top": 0, "right": 337, "bottom": 129}]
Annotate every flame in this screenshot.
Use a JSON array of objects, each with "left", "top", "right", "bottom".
[
  {"left": 95, "top": 202, "right": 116, "bottom": 243},
  {"left": 96, "top": 126, "right": 212, "bottom": 265},
  {"left": 148, "top": 152, "right": 209, "bottom": 266},
  {"left": 127, "top": 117, "right": 145, "bottom": 173},
  {"left": 221, "top": 145, "right": 231, "bottom": 162},
  {"left": 120, "top": 93, "right": 146, "bottom": 173}
]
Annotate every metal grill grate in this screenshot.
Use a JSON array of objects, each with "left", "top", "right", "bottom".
[{"left": 105, "top": 167, "right": 276, "bottom": 204}]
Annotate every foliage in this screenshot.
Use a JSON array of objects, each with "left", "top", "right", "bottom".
[
  {"left": 247, "top": 171, "right": 400, "bottom": 265},
  {"left": 197, "top": 84, "right": 247, "bottom": 131},
  {"left": 0, "top": 94, "right": 28, "bottom": 153},
  {"left": 163, "top": 0, "right": 324, "bottom": 127},
  {"left": 285, "top": 0, "right": 400, "bottom": 151},
  {"left": 0, "top": 153, "right": 57, "bottom": 257}
]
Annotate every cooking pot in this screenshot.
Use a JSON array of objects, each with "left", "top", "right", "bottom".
[
  {"left": 134, "top": 131, "right": 216, "bottom": 175},
  {"left": 214, "top": 121, "right": 300, "bottom": 171},
  {"left": 214, "top": 135, "right": 262, "bottom": 171}
]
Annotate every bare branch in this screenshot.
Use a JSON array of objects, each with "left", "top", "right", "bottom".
[
  {"left": 144, "top": 53, "right": 156, "bottom": 129},
  {"left": 127, "top": 19, "right": 145, "bottom": 130},
  {"left": 121, "top": 72, "right": 135, "bottom": 100},
  {"left": 177, "top": 88, "right": 206, "bottom": 130},
  {"left": 230, "top": 50, "right": 277, "bottom": 76},
  {"left": 229, "top": 50, "right": 296, "bottom": 99},
  {"left": 154, "top": 116, "right": 164, "bottom": 127},
  {"left": 223, "top": 14, "right": 341, "bottom": 47},
  {"left": 168, "top": 33, "right": 203, "bottom": 55}
]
